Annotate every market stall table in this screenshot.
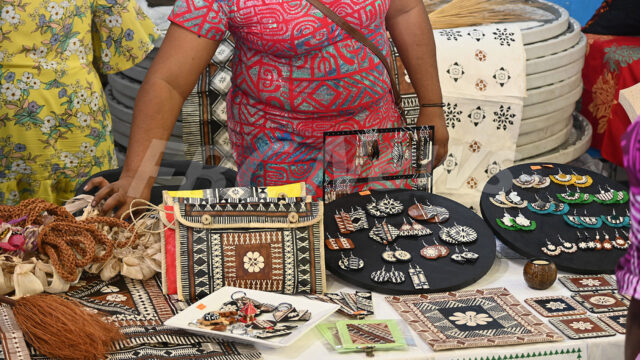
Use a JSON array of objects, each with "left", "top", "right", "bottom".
[{"left": 259, "top": 255, "right": 624, "bottom": 360}]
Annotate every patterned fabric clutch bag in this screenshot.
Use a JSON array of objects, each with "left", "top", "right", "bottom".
[{"left": 169, "top": 188, "right": 325, "bottom": 303}]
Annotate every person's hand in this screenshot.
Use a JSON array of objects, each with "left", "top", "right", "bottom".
[
  {"left": 416, "top": 107, "right": 449, "bottom": 168},
  {"left": 83, "top": 176, "right": 151, "bottom": 219}
]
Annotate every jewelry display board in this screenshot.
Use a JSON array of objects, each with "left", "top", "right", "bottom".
[
  {"left": 324, "top": 189, "right": 496, "bottom": 295},
  {"left": 322, "top": 126, "right": 434, "bottom": 203},
  {"left": 480, "top": 163, "right": 630, "bottom": 274}
]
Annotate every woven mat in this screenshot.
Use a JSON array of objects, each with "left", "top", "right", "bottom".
[
  {"left": 0, "top": 275, "right": 263, "bottom": 360},
  {"left": 386, "top": 287, "right": 562, "bottom": 351}
]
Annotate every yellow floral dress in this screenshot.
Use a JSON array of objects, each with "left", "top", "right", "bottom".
[{"left": 0, "top": 0, "right": 158, "bottom": 204}]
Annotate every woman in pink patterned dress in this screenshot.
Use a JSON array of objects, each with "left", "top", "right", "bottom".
[
  {"left": 616, "top": 118, "right": 640, "bottom": 359},
  {"left": 88, "top": 0, "right": 447, "bottom": 217}
]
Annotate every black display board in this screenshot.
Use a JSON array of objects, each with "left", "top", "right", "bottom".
[
  {"left": 324, "top": 190, "right": 496, "bottom": 295},
  {"left": 480, "top": 163, "right": 630, "bottom": 274}
]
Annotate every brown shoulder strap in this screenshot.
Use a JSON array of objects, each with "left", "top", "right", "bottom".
[{"left": 305, "top": 0, "right": 403, "bottom": 110}]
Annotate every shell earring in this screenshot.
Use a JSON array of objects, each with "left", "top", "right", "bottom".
[{"left": 541, "top": 238, "right": 562, "bottom": 256}]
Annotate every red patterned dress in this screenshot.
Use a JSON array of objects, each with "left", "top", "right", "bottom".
[{"left": 168, "top": 0, "right": 403, "bottom": 196}]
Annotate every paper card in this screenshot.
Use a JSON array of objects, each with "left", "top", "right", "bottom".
[{"left": 336, "top": 319, "right": 406, "bottom": 351}]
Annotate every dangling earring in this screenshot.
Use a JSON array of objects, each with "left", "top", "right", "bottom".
[
  {"left": 613, "top": 229, "right": 628, "bottom": 250},
  {"left": 408, "top": 264, "right": 430, "bottom": 290},
  {"left": 393, "top": 245, "right": 412, "bottom": 262},
  {"left": 550, "top": 170, "right": 574, "bottom": 185},
  {"left": 513, "top": 173, "right": 536, "bottom": 188},
  {"left": 576, "top": 231, "right": 591, "bottom": 251},
  {"left": 387, "top": 267, "right": 406, "bottom": 284},
  {"left": 601, "top": 231, "right": 613, "bottom": 251},
  {"left": 460, "top": 245, "right": 479, "bottom": 262},
  {"left": 541, "top": 238, "right": 562, "bottom": 256},
  {"left": 558, "top": 235, "right": 577, "bottom": 253},
  {"left": 381, "top": 246, "right": 397, "bottom": 263},
  {"left": 370, "top": 266, "right": 390, "bottom": 283},
  {"left": 391, "top": 132, "right": 404, "bottom": 167},
  {"left": 593, "top": 231, "right": 603, "bottom": 251},
  {"left": 451, "top": 246, "right": 467, "bottom": 264},
  {"left": 420, "top": 239, "right": 440, "bottom": 260},
  {"left": 571, "top": 171, "right": 593, "bottom": 188},
  {"left": 339, "top": 252, "right": 364, "bottom": 270},
  {"left": 527, "top": 194, "right": 554, "bottom": 214}
]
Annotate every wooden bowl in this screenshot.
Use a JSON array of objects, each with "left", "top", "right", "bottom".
[{"left": 523, "top": 258, "right": 557, "bottom": 290}]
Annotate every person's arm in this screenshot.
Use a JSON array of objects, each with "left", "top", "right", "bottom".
[
  {"left": 626, "top": 298, "right": 640, "bottom": 359},
  {"left": 86, "top": 24, "right": 220, "bottom": 218},
  {"left": 385, "top": 0, "right": 448, "bottom": 167}
]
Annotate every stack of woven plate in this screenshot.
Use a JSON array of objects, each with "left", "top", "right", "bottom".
[{"left": 516, "top": 0, "right": 591, "bottom": 163}]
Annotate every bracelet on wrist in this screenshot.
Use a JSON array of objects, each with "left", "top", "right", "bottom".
[{"left": 420, "top": 102, "right": 445, "bottom": 108}]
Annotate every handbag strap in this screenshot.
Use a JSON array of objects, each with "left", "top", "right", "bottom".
[{"left": 305, "top": 0, "right": 403, "bottom": 112}]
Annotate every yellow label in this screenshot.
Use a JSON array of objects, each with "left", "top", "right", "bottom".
[
  {"left": 265, "top": 183, "right": 305, "bottom": 198},
  {"left": 166, "top": 190, "right": 204, "bottom": 198}
]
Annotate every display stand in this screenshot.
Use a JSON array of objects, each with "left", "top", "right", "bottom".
[
  {"left": 324, "top": 189, "right": 496, "bottom": 295},
  {"left": 480, "top": 162, "right": 629, "bottom": 274},
  {"left": 322, "top": 126, "right": 434, "bottom": 202}
]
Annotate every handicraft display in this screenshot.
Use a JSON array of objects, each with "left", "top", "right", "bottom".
[
  {"left": 324, "top": 189, "right": 495, "bottom": 295},
  {"left": 167, "top": 188, "right": 325, "bottom": 303},
  {"left": 571, "top": 291, "right": 630, "bottom": 313},
  {"left": 306, "top": 291, "right": 374, "bottom": 319},
  {"left": 597, "top": 311, "right": 627, "bottom": 334},
  {"left": 549, "top": 315, "right": 616, "bottom": 339},
  {"left": 322, "top": 126, "right": 434, "bottom": 203},
  {"left": 480, "top": 163, "right": 630, "bottom": 274},
  {"left": 164, "top": 287, "right": 340, "bottom": 348},
  {"left": 559, "top": 274, "right": 618, "bottom": 292},
  {"left": 385, "top": 287, "right": 563, "bottom": 351}
]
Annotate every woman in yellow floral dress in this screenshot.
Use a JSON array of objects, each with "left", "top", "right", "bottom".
[{"left": 0, "top": 0, "right": 158, "bottom": 204}]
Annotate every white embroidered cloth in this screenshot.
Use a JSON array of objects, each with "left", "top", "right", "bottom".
[{"left": 431, "top": 24, "right": 527, "bottom": 210}]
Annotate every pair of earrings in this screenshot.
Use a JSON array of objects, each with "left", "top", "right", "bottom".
[
  {"left": 556, "top": 188, "right": 593, "bottom": 204},
  {"left": 381, "top": 245, "right": 412, "bottom": 262},
  {"left": 541, "top": 235, "right": 577, "bottom": 256},
  {"left": 368, "top": 220, "right": 400, "bottom": 244},
  {"left": 512, "top": 173, "right": 550, "bottom": 189},
  {"left": 550, "top": 171, "right": 593, "bottom": 187},
  {"left": 339, "top": 252, "right": 364, "bottom": 271},
  {"left": 398, "top": 217, "right": 432, "bottom": 237},
  {"left": 408, "top": 199, "right": 450, "bottom": 222},
  {"left": 334, "top": 207, "right": 368, "bottom": 234},
  {"left": 420, "top": 239, "right": 450, "bottom": 260},
  {"left": 450, "top": 246, "right": 479, "bottom": 264},
  {"left": 489, "top": 189, "right": 528, "bottom": 208},
  {"left": 563, "top": 211, "right": 603, "bottom": 229},
  {"left": 527, "top": 194, "right": 570, "bottom": 215},
  {"left": 496, "top": 211, "right": 536, "bottom": 231},
  {"left": 366, "top": 195, "right": 403, "bottom": 217},
  {"left": 370, "top": 266, "right": 405, "bottom": 284},
  {"left": 325, "top": 233, "right": 355, "bottom": 250},
  {"left": 438, "top": 223, "right": 478, "bottom": 244},
  {"left": 593, "top": 186, "right": 629, "bottom": 204},
  {"left": 601, "top": 209, "right": 631, "bottom": 228},
  {"left": 408, "top": 264, "right": 430, "bottom": 290}
]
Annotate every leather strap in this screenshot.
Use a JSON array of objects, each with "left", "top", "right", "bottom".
[{"left": 305, "top": 0, "right": 404, "bottom": 116}]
